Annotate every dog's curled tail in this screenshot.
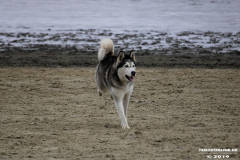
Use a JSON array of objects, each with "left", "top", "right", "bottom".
[{"left": 98, "top": 39, "right": 114, "bottom": 61}]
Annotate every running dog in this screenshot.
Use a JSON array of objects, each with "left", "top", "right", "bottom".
[{"left": 95, "top": 39, "right": 136, "bottom": 129}]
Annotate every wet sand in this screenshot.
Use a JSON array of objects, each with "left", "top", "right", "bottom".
[
  {"left": 1, "top": 52, "right": 240, "bottom": 68},
  {"left": 0, "top": 65, "right": 239, "bottom": 159}
]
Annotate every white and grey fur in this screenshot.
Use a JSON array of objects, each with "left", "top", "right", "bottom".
[{"left": 95, "top": 39, "right": 136, "bottom": 129}]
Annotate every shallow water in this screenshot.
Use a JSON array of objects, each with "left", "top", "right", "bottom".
[{"left": 0, "top": 0, "right": 239, "bottom": 33}]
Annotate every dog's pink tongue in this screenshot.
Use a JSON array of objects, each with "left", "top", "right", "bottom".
[{"left": 130, "top": 77, "right": 134, "bottom": 81}]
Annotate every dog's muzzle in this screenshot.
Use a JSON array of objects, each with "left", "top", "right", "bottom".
[
  {"left": 131, "top": 71, "right": 136, "bottom": 77},
  {"left": 125, "top": 71, "right": 136, "bottom": 82}
]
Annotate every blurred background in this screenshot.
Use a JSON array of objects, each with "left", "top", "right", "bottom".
[
  {"left": 1, "top": 0, "right": 240, "bottom": 32},
  {"left": 0, "top": 0, "right": 240, "bottom": 57}
]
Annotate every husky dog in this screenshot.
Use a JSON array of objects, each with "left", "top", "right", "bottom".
[{"left": 95, "top": 39, "right": 136, "bottom": 129}]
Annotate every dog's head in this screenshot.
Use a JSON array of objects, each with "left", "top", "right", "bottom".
[{"left": 117, "top": 50, "right": 136, "bottom": 82}]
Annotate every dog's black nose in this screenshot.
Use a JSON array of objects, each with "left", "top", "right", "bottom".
[{"left": 131, "top": 71, "right": 136, "bottom": 76}]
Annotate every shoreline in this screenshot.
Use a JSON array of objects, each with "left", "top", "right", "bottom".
[
  {"left": 1, "top": 30, "right": 240, "bottom": 68},
  {"left": 1, "top": 30, "right": 240, "bottom": 56}
]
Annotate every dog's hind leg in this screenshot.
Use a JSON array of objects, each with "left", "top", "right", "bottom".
[{"left": 98, "top": 89, "right": 102, "bottom": 96}]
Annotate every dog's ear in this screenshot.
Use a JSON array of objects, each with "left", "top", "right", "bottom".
[
  {"left": 117, "top": 51, "right": 125, "bottom": 63},
  {"left": 129, "top": 50, "right": 136, "bottom": 62}
]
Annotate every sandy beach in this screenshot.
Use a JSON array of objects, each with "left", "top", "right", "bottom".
[
  {"left": 0, "top": 65, "right": 239, "bottom": 159},
  {"left": 1, "top": 0, "right": 240, "bottom": 159}
]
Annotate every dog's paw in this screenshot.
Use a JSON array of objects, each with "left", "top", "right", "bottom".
[{"left": 121, "top": 123, "right": 130, "bottom": 129}]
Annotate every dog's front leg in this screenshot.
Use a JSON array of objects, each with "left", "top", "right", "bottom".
[
  {"left": 123, "top": 84, "right": 133, "bottom": 121},
  {"left": 123, "top": 94, "right": 130, "bottom": 119},
  {"left": 112, "top": 95, "right": 130, "bottom": 129},
  {"left": 114, "top": 100, "right": 130, "bottom": 129}
]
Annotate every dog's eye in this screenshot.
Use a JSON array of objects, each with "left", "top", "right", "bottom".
[
  {"left": 132, "top": 65, "right": 135, "bottom": 67},
  {"left": 124, "top": 65, "right": 128, "bottom": 68}
]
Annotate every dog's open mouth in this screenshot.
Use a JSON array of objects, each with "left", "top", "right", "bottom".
[{"left": 125, "top": 75, "right": 134, "bottom": 81}]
